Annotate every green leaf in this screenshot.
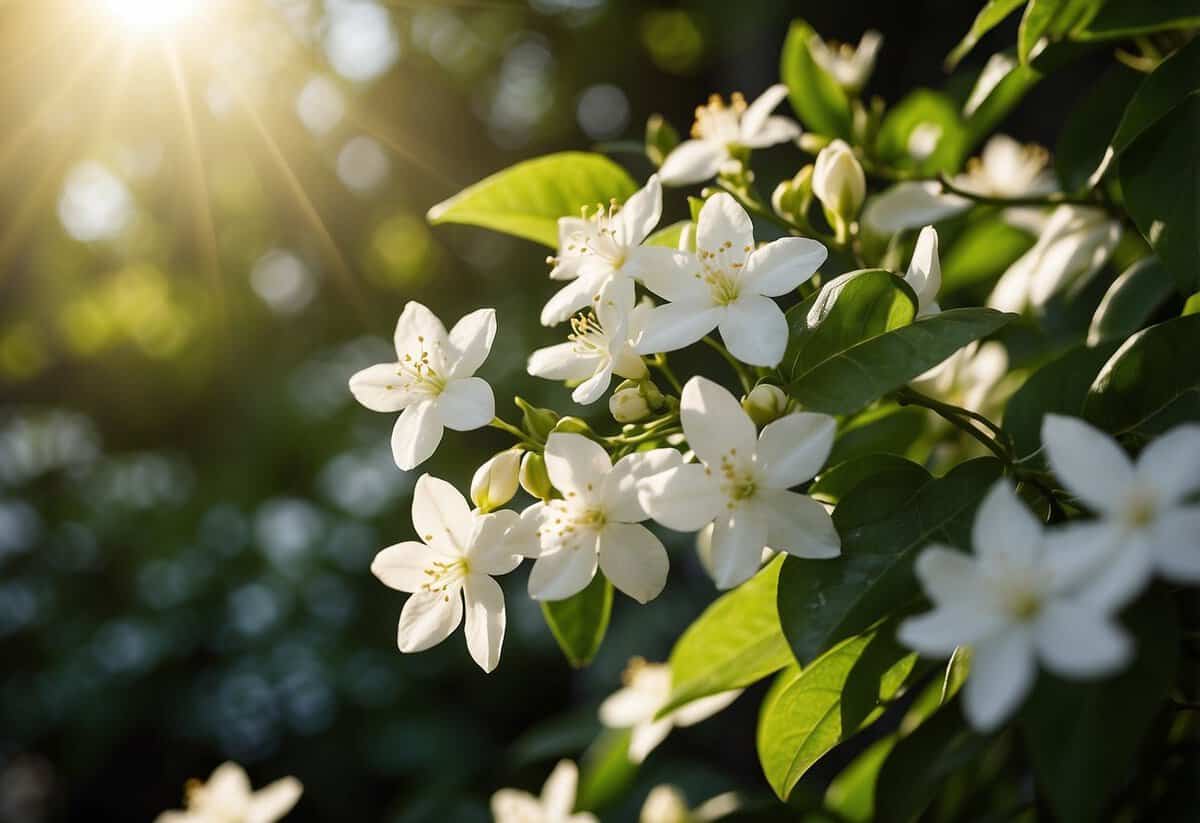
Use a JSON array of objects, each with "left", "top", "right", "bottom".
[
  {"left": 780, "top": 20, "right": 853, "bottom": 139},
  {"left": 963, "top": 52, "right": 1043, "bottom": 150},
  {"left": 940, "top": 214, "right": 1035, "bottom": 296},
  {"left": 810, "top": 455, "right": 931, "bottom": 506},
  {"left": 1003, "top": 340, "right": 1124, "bottom": 460},
  {"left": 1120, "top": 97, "right": 1200, "bottom": 294},
  {"left": 645, "top": 220, "right": 688, "bottom": 249},
  {"left": 540, "top": 573, "right": 613, "bottom": 667},
  {"left": 575, "top": 727, "right": 637, "bottom": 812},
  {"left": 826, "top": 404, "right": 930, "bottom": 468},
  {"left": 1084, "top": 313, "right": 1200, "bottom": 440},
  {"left": 1021, "top": 590, "right": 1179, "bottom": 823},
  {"left": 757, "top": 629, "right": 917, "bottom": 800},
  {"left": 660, "top": 557, "right": 793, "bottom": 716},
  {"left": 778, "top": 458, "right": 1001, "bottom": 666},
  {"left": 426, "top": 152, "right": 637, "bottom": 247},
  {"left": 1112, "top": 37, "right": 1200, "bottom": 155},
  {"left": 945, "top": 0, "right": 1026, "bottom": 69},
  {"left": 786, "top": 309, "right": 1015, "bottom": 416},
  {"left": 874, "top": 89, "right": 969, "bottom": 176},
  {"left": 1018, "top": 0, "right": 1104, "bottom": 64},
  {"left": 1185, "top": 292, "right": 1200, "bottom": 316},
  {"left": 1055, "top": 64, "right": 1142, "bottom": 192},
  {"left": 1087, "top": 257, "right": 1176, "bottom": 345},
  {"left": 1077, "top": 0, "right": 1200, "bottom": 41}
]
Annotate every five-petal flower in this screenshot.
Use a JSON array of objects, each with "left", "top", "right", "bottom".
[
  {"left": 155, "top": 762, "right": 302, "bottom": 823},
  {"left": 491, "top": 760, "right": 597, "bottom": 823},
  {"left": 349, "top": 301, "right": 496, "bottom": 470},
  {"left": 809, "top": 30, "right": 883, "bottom": 93},
  {"left": 371, "top": 474, "right": 522, "bottom": 672},
  {"left": 638, "top": 377, "right": 840, "bottom": 589},
  {"left": 635, "top": 194, "right": 826, "bottom": 367}
]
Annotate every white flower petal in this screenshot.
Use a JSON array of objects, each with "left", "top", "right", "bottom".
[
  {"left": 861, "top": 181, "right": 968, "bottom": 235},
  {"left": 246, "top": 778, "right": 303, "bottom": 823},
  {"left": 971, "top": 481, "right": 1042, "bottom": 571},
  {"left": 1136, "top": 424, "right": 1200, "bottom": 506},
  {"left": 391, "top": 401, "right": 443, "bottom": 471},
  {"left": 467, "top": 509, "right": 523, "bottom": 576},
  {"left": 527, "top": 543, "right": 599, "bottom": 601},
  {"left": 491, "top": 790, "right": 544, "bottom": 822},
  {"left": 393, "top": 301, "right": 448, "bottom": 363},
  {"left": 206, "top": 763, "right": 251, "bottom": 804},
  {"left": 753, "top": 490, "right": 840, "bottom": 559},
  {"left": 637, "top": 464, "right": 725, "bottom": 532},
  {"left": 397, "top": 589, "right": 463, "bottom": 652},
  {"left": 696, "top": 193, "right": 755, "bottom": 257},
  {"left": 446, "top": 307, "right": 496, "bottom": 378},
  {"left": 962, "top": 628, "right": 1035, "bottom": 731},
  {"left": 670, "top": 688, "right": 741, "bottom": 726},
  {"left": 628, "top": 718, "right": 674, "bottom": 764},
  {"left": 411, "top": 474, "right": 473, "bottom": 556},
  {"left": 543, "top": 432, "right": 612, "bottom": 498},
  {"left": 740, "top": 115, "right": 801, "bottom": 148},
  {"left": 541, "top": 271, "right": 609, "bottom": 326},
  {"left": 463, "top": 574, "right": 505, "bottom": 672},
  {"left": 635, "top": 301, "right": 721, "bottom": 355},
  {"left": 757, "top": 412, "right": 836, "bottom": 488},
  {"left": 348, "top": 362, "right": 412, "bottom": 412},
  {"left": 680, "top": 376, "right": 758, "bottom": 468},
  {"left": 898, "top": 606, "right": 1003, "bottom": 656},
  {"left": 1150, "top": 505, "right": 1200, "bottom": 582},
  {"left": 598, "top": 523, "right": 669, "bottom": 604},
  {"left": 742, "top": 237, "right": 827, "bottom": 297},
  {"left": 626, "top": 247, "right": 705, "bottom": 302},
  {"left": 658, "top": 139, "right": 726, "bottom": 186},
  {"left": 904, "top": 226, "right": 942, "bottom": 316},
  {"left": 1041, "top": 414, "right": 1134, "bottom": 514},
  {"left": 599, "top": 685, "right": 658, "bottom": 728},
  {"left": 615, "top": 175, "right": 662, "bottom": 246},
  {"left": 540, "top": 760, "right": 581, "bottom": 818},
  {"left": 708, "top": 508, "right": 768, "bottom": 589},
  {"left": 1035, "top": 602, "right": 1131, "bottom": 678},
  {"left": 571, "top": 362, "right": 614, "bottom": 405},
  {"left": 913, "top": 545, "right": 987, "bottom": 606},
  {"left": 529, "top": 342, "right": 601, "bottom": 382},
  {"left": 718, "top": 295, "right": 788, "bottom": 367},
  {"left": 438, "top": 377, "right": 494, "bottom": 431},
  {"left": 371, "top": 541, "right": 442, "bottom": 592},
  {"left": 603, "top": 448, "right": 685, "bottom": 522},
  {"left": 740, "top": 84, "right": 791, "bottom": 139}
]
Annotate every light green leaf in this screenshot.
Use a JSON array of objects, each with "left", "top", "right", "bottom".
[
  {"left": 787, "top": 308, "right": 1015, "bottom": 416},
  {"left": 1018, "top": 0, "right": 1104, "bottom": 64},
  {"left": 660, "top": 557, "right": 793, "bottom": 716},
  {"left": 874, "top": 89, "right": 969, "bottom": 176},
  {"left": 1076, "top": 0, "right": 1200, "bottom": 41},
  {"left": 780, "top": 20, "right": 853, "bottom": 139},
  {"left": 540, "top": 573, "right": 613, "bottom": 668},
  {"left": 645, "top": 220, "right": 688, "bottom": 249},
  {"left": 945, "top": 0, "right": 1026, "bottom": 69},
  {"left": 757, "top": 629, "right": 916, "bottom": 800},
  {"left": 427, "top": 152, "right": 637, "bottom": 247},
  {"left": 1087, "top": 257, "right": 1176, "bottom": 345},
  {"left": 940, "top": 213, "right": 1035, "bottom": 296},
  {"left": 1054, "top": 64, "right": 1142, "bottom": 192},
  {"left": 576, "top": 727, "right": 637, "bottom": 812},
  {"left": 1084, "top": 313, "right": 1200, "bottom": 441},
  {"left": 778, "top": 458, "right": 1001, "bottom": 666},
  {"left": 1184, "top": 292, "right": 1200, "bottom": 316},
  {"left": 1112, "top": 37, "right": 1200, "bottom": 154}
]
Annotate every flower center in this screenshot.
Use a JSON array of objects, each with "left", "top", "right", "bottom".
[
  {"left": 568, "top": 312, "right": 611, "bottom": 357},
  {"left": 695, "top": 240, "right": 753, "bottom": 306},
  {"left": 394, "top": 335, "right": 447, "bottom": 395},
  {"left": 691, "top": 92, "right": 745, "bottom": 142},
  {"left": 1124, "top": 492, "right": 1157, "bottom": 528},
  {"left": 1004, "top": 587, "right": 1042, "bottom": 622},
  {"left": 421, "top": 557, "right": 469, "bottom": 599},
  {"left": 712, "top": 448, "right": 758, "bottom": 508},
  {"left": 538, "top": 497, "right": 608, "bottom": 550}
]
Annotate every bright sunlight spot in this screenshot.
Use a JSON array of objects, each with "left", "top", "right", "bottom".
[{"left": 96, "top": 0, "right": 200, "bottom": 32}]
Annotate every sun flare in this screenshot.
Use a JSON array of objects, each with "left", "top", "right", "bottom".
[{"left": 96, "top": 0, "right": 200, "bottom": 32}]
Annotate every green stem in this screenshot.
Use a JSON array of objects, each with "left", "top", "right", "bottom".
[
  {"left": 651, "top": 355, "right": 682, "bottom": 393},
  {"left": 935, "top": 173, "right": 1120, "bottom": 216},
  {"left": 489, "top": 417, "right": 539, "bottom": 449},
  {"left": 702, "top": 336, "right": 753, "bottom": 394}
]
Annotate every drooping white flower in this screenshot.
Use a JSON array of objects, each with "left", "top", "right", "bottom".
[
  {"left": 155, "top": 762, "right": 301, "bottom": 823},
  {"left": 659, "top": 86, "right": 801, "bottom": 186},
  {"left": 371, "top": 475, "right": 522, "bottom": 672},
  {"left": 638, "top": 377, "right": 840, "bottom": 590},
  {"left": 808, "top": 30, "right": 883, "bottom": 93},
  {"left": 988, "top": 205, "right": 1121, "bottom": 312},
  {"left": 903, "top": 225, "right": 941, "bottom": 316},
  {"left": 542, "top": 175, "right": 687, "bottom": 326},
  {"left": 1040, "top": 415, "right": 1200, "bottom": 607},
  {"left": 519, "top": 434, "right": 681, "bottom": 603},
  {"left": 349, "top": 302, "right": 496, "bottom": 471},
  {"left": 491, "top": 760, "right": 597, "bottom": 823},
  {"left": 600, "top": 658, "right": 741, "bottom": 763},
  {"left": 898, "top": 481, "right": 1133, "bottom": 731},
  {"left": 635, "top": 194, "right": 827, "bottom": 367},
  {"left": 812, "top": 139, "right": 867, "bottom": 226},
  {"left": 529, "top": 282, "right": 649, "bottom": 404}
]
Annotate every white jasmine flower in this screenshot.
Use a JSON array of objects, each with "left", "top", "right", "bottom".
[
  {"left": 659, "top": 86, "right": 801, "bottom": 186},
  {"left": 913, "top": 341, "right": 1009, "bottom": 417},
  {"left": 903, "top": 225, "right": 941, "bottom": 316},
  {"left": 491, "top": 760, "right": 597, "bottom": 823},
  {"left": 542, "top": 175, "right": 686, "bottom": 326},
  {"left": 812, "top": 140, "right": 867, "bottom": 226},
  {"left": 528, "top": 283, "right": 650, "bottom": 404},
  {"left": 349, "top": 302, "right": 496, "bottom": 471},
  {"left": 898, "top": 481, "right": 1133, "bottom": 731},
  {"left": 471, "top": 450, "right": 522, "bottom": 513},
  {"left": 808, "top": 30, "right": 883, "bottom": 93},
  {"left": 988, "top": 205, "right": 1121, "bottom": 312},
  {"left": 640, "top": 785, "right": 741, "bottom": 823},
  {"left": 600, "top": 658, "right": 741, "bottom": 763},
  {"left": 371, "top": 475, "right": 522, "bottom": 672},
  {"left": 638, "top": 377, "right": 840, "bottom": 590},
  {"left": 155, "top": 762, "right": 301, "bottom": 823},
  {"left": 1041, "top": 415, "right": 1200, "bottom": 607},
  {"left": 520, "top": 434, "right": 681, "bottom": 603},
  {"left": 635, "top": 194, "right": 827, "bottom": 367}
]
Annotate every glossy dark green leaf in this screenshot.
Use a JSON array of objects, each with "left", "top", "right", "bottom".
[
  {"left": 540, "top": 573, "right": 613, "bottom": 668},
  {"left": 1055, "top": 64, "right": 1142, "bottom": 192},
  {"left": 757, "top": 629, "right": 916, "bottom": 800},
  {"left": 1084, "top": 314, "right": 1200, "bottom": 441},
  {"left": 786, "top": 309, "right": 1015, "bottom": 416},
  {"left": 1087, "top": 257, "right": 1176, "bottom": 344},
  {"left": 874, "top": 89, "right": 969, "bottom": 176},
  {"left": 778, "top": 459, "right": 1001, "bottom": 666},
  {"left": 427, "top": 152, "right": 637, "bottom": 247},
  {"left": 1077, "top": 0, "right": 1200, "bottom": 40},
  {"left": 826, "top": 404, "right": 930, "bottom": 468},
  {"left": 810, "top": 455, "right": 930, "bottom": 506},
  {"left": 1112, "top": 37, "right": 1200, "bottom": 154},
  {"left": 940, "top": 215, "right": 1035, "bottom": 296},
  {"left": 1120, "top": 97, "right": 1200, "bottom": 294},
  {"left": 780, "top": 20, "right": 853, "bottom": 139},
  {"left": 945, "top": 0, "right": 1026, "bottom": 69},
  {"left": 1003, "top": 340, "right": 1123, "bottom": 460},
  {"left": 1021, "top": 590, "right": 1179, "bottom": 823},
  {"left": 660, "top": 557, "right": 792, "bottom": 716},
  {"left": 1018, "top": 0, "right": 1104, "bottom": 64},
  {"left": 575, "top": 727, "right": 637, "bottom": 811}
]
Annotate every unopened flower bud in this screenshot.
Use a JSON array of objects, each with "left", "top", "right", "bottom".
[
  {"left": 812, "top": 139, "right": 866, "bottom": 230},
  {"left": 742, "top": 384, "right": 789, "bottom": 426},
  {"left": 519, "top": 451, "right": 553, "bottom": 501},
  {"left": 798, "top": 133, "right": 831, "bottom": 155},
  {"left": 610, "top": 386, "right": 652, "bottom": 423},
  {"left": 471, "top": 450, "right": 522, "bottom": 512},
  {"left": 645, "top": 114, "right": 680, "bottom": 168},
  {"left": 552, "top": 416, "right": 593, "bottom": 435},
  {"left": 514, "top": 397, "right": 559, "bottom": 443},
  {"left": 771, "top": 165, "right": 813, "bottom": 223}
]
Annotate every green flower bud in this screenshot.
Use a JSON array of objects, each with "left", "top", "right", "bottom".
[
  {"left": 742, "top": 384, "right": 789, "bottom": 427},
  {"left": 519, "top": 451, "right": 553, "bottom": 501},
  {"left": 552, "top": 416, "right": 593, "bottom": 435},
  {"left": 514, "top": 396, "right": 559, "bottom": 443},
  {"left": 645, "top": 114, "right": 680, "bottom": 168},
  {"left": 771, "top": 165, "right": 813, "bottom": 223},
  {"left": 470, "top": 450, "right": 522, "bottom": 512}
]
